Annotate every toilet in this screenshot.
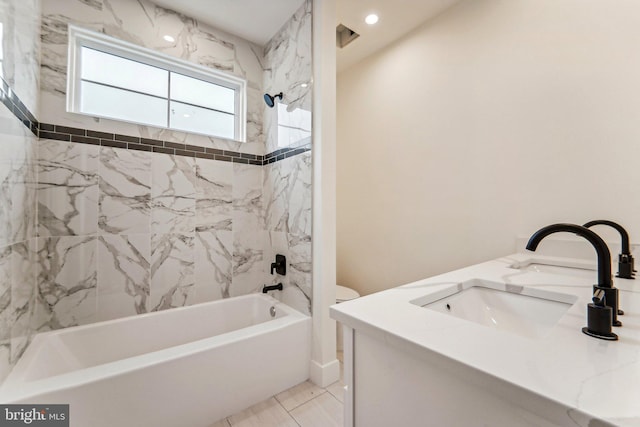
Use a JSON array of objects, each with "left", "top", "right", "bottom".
[{"left": 336, "top": 285, "right": 360, "bottom": 351}]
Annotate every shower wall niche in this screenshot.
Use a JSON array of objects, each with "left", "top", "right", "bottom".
[{"left": 0, "top": 0, "right": 312, "bottom": 383}]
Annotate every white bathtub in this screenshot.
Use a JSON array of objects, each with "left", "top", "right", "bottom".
[{"left": 0, "top": 294, "right": 311, "bottom": 427}]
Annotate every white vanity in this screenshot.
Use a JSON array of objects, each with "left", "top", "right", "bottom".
[{"left": 331, "top": 252, "right": 640, "bottom": 427}]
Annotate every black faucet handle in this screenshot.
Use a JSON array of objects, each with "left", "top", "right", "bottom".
[
  {"left": 592, "top": 289, "right": 606, "bottom": 306},
  {"left": 270, "top": 254, "right": 287, "bottom": 276}
]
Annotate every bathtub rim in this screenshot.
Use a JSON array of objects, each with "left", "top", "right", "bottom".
[{"left": 0, "top": 293, "right": 310, "bottom": 402}]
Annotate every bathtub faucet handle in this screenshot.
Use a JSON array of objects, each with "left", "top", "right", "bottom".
[{"left": 271, "top": 254, "right": 286, "bottom": 276}]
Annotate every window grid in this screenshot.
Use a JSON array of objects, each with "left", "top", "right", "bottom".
[
  {"left": 167, "top": 71, "right": 171, "bottom": 128},
  {"left": 67, "top": 26, "right": 247, "bottom": 141}
]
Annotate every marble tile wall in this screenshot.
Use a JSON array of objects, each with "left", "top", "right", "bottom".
[
  {"left": 40, "top": 0, "right": 266, "bottom": 155},
  {"left": 36, "top": 139, "right": 269, "bottom": 325},
  {"left": 0, "top": 0, "right": 313, "bottom": 383},
  {"left": 34, "top": 139, "right": 313, "bottom": 326},
  {"left": 32, "top": 0, "right": 314, "bottom": 326},
  {"left": 0, "top": 0, "right": 40, "bottom": 382},
  {"left": 260, "top": 1, "right": 313, "bottom": 315},
  {"left": 263, "top": 1, "right": 313, "bottom": 153},
  {"left": 0, "top": 0, "right": 41, "bottom": 113},
  {"left": 263, "top": 150, "right": 312, "bottom": 315}
]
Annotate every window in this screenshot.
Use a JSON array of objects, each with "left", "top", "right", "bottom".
[{"left": 67, "top": 25, "right": 246, "bottom": 141}]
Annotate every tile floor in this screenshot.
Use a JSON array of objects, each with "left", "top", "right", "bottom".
[{"left": 209, "top": 354, "right": 345, "bottom": 427}]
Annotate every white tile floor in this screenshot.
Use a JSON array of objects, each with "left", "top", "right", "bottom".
[{"left": 209, "top": 354, "right": 345, "bottom": 427}]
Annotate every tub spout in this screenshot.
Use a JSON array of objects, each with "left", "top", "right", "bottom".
[{"left": 263, "top": 283, "right": 283, "bottom": 293}]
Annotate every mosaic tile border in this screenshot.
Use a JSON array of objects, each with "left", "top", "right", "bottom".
[{"left": 0, "top": 77, "right": 310, "bottom": 165}]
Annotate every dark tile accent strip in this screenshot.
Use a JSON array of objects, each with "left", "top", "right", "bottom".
[
  {"left": 141, "top": 138, "right": 163, "bottom": 147},
  {"left": 153, "top": 146, "right": 174, "bottom": 155},
  {"left": 0, "top": 76, "right": 39, "bottom": 137},
  {"left": 0, "top": 76, "right": 309, "bottom": 165},
  {"left": 71, "top": 135, "right": 100, "bottom": 145},
  {"left": 87, "top": 130, "right": 114, "bottom": 139},
  {"left": 185, "top": 144, "right": 205, "bottom": 152},
  {"left": 115, "top": 134, "right": 140, "bottom": 143},
  {"left": 285, "top": 148, "right": 309, "bottom": 159},
  {"left": 195, "top": 152, "right": 215, "bottom": 160},
  {"left": 165, "top": 141, "right": 186, "bottom": 150},
  {"left": 101, "top": 139, "right": 127, "bottom": 149},
  {"left": 40, "top": 132, "right": 71, "bottom": 142},
  {"left": 128, "top": 143, "right": 152, "bottom": 152},
  {"left": 175, "top": 149, "right": 196, "bottom": 157},
  {"left": 56, "top": 125, "right": 85, "bottom": 135}
]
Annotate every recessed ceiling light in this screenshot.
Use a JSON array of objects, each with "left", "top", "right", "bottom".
[
  {"left": 365, "top": 14, "right": 379, "bottom": 25},
  {"left": 301, "top": 83, "right": 308, "bottom": 88},
  {"left": 183, "top": 113, "right": 190, "bottom": 118},
  {"left": 163, "top": 35, "right": 175, "bottom": 43}
]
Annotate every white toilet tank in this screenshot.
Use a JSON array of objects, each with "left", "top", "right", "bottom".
[{"left": 336, "top": 285, "right": 360, "bottom": 303}]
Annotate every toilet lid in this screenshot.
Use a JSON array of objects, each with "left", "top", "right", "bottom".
[{"left": 336, "top": 285, "right": 360, "bottom": 302}]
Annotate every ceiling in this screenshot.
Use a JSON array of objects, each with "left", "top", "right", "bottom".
[
  {"left": 337, "top": 0, "right": 463, "bottom": 72},
  {"left": 150, "top": 0, "right": 305, "bottom": 46},
  {"left": 149, "top": 0, "right": 461, "bottom": 71}
]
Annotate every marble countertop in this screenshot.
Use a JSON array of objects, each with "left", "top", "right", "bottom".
[{"left": 330, "top": 252, "right": 640, "bottom": 426}]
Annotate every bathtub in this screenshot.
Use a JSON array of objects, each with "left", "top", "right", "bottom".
[{"left": 0, "top": 294, "right": 311, "bottom": 427}]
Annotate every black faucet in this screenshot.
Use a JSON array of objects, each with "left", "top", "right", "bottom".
[
  {"left": 271, "top": 254, "right": 286, "bottom": 276},
  {"left": 584, "top": 220, "right": 635, "bottom": 280},
  {"left": 263, "top": 283, "right": 283, "bottom": 293},
  {"left": 526, "top": 223, "right": 622, "bottom": 328}
]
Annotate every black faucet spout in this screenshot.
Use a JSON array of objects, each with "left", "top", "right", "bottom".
[
  {"left": 583, "top": 219, "right": 635, "bottom": 280},
  {"left": 525, "top": 223, "right": 613, "bottom": 287},
  {"left": 583, "top": 220, "right": 631, "bottom": 255}
]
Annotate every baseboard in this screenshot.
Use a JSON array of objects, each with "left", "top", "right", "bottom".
[{"left": 309, "top": 358, "right": 340, "bottom": 388}]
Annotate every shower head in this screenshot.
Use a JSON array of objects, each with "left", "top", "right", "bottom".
[{"left": 264, "top": 92, "right": 283, "bottom": 108}]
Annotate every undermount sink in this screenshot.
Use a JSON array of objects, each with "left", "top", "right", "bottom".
[
  {"left": 411, "top": 279, "right": 577, "bottom": 339},
  {"left": 509, "top": 258, "right": 596, "bottom": 279}
]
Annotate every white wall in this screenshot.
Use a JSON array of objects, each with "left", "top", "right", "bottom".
[
  {"left": 311, "top": 0, "right": 339, "bottom": 388},
  {"left": 337, "top": 0, "right": 640, "bottom": 296}
]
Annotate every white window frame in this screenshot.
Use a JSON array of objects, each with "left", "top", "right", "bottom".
[{"left": 67, "top": 25, "right": 247, "bottom": 142}]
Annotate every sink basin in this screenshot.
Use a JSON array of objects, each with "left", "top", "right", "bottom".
[
  {"left": 411, "top": 279, "right": 577, "bottom": 339},
  {"left": 509, "top": 258, "right": 596, "bottom": 279}
]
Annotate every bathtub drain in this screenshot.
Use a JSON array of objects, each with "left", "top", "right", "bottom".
[{"left": 270, "top": 306, "right": 276, "bottom": 317}]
